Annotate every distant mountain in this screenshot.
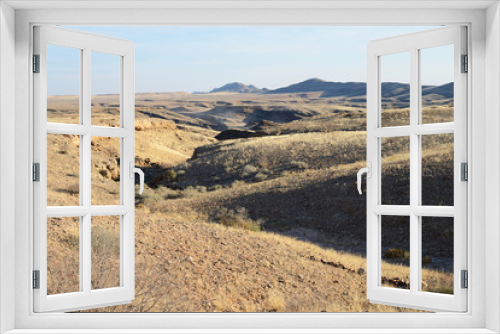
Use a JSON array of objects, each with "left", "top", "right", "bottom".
[
  {"left": 210, "top": 82, "right": 265, "bottom": 94},
  {"left": 267, "top": 78, "right": 452, "bottom": 101},
  {"left": 422, "top": 82, "right": 453, "bottom": 99},
  {"left": 265, "top": 78, "right": 340, "bottom": 94},
  {"left": 208, "top": 78, "right": 453, "bottom": 100}
]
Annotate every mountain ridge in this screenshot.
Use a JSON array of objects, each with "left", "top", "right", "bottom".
[
  {"left": 210, "top": 82, "right": 267, "bottom": 94},
  {"left": 208, "top": 78, "right": 453, "bottom": 100}
]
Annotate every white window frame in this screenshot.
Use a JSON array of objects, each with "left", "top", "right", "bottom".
[
  {"left": 33, "top": 25, "right": 136, "bottom": 313},
  {"left": 0, "top": 1, "right": 499, "bottom": 333},
  {"left": 366, "top": 26, "right": 468, "bottom": 312}
]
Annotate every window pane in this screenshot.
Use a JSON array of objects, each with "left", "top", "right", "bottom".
[
  {"left": 47, "top": 216, "right": 80, "bottom": 295},
  {"left": 91, "top": 215, "right": 121, "bottom": 290},
  {"left": 381, "top": 215, "right": 410, "bottom": 290},
  {"left": 381, "top": 136, "right": 410, "bottom": 205},
  {"left": 380, "top": 52, "right": 410, "bottom": 127},
  {"left": 421, "top": 133, "right": 454, "bottom": 206},
  {"left": 421, "top": 217, "right": 454, "bottom": 294},
  {"left": 47, "top": 44, "right": 80, "bottom": 124},
  {"left": 47, "top": 133, "right": 80, "bottom": 206},
  {"left": 91, "top": 136, "right": 120, "bottom": 205},
  {"left": 91, "top": 52, "right": 121, "bottom": 127},
  {"left": 421, "top": 45, "right": 454, "bottom": 124}
]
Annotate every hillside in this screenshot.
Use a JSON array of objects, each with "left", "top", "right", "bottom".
[
  {"left": 46, "top": 87, "right": 455, "bottom": 313},
  {"left": 80, "top": 211, "right": 443, "bottom": 313}
]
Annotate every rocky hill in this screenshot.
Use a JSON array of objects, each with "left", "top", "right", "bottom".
[{"left": 210, "top": 82, "right": 266, "bottom": 94}]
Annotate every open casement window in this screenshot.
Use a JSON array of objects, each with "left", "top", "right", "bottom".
[
  {"left": 33, "top": 26, "right": 140, "bottom": 312},
  {"left": 364, "top": 26, "right": 467, "bottom": 312}
]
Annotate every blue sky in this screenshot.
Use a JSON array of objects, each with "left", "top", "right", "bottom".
[{"left": 48, "top": 26, "right": 453, "bottom": 95}]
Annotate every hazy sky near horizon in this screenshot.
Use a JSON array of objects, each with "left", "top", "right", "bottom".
[{"left": 49, "top": 26, "right": 454, "bottom": 95}]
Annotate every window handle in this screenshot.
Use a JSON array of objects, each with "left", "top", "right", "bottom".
[
  {"left": 130, "top": 162, "right": 145, "bottom": 195},
  {"left": 357, "top": 162, "right": 371, "bottom": 195}
]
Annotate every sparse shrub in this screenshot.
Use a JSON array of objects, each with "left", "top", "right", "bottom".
[
  {"left": 183, "top": 186, "right": 207, "bottom": 197},
  {"left": 254, "top": 172, "right": 268, "bottom": 182},
  {"left": 91, "top": 225, "right": 120, "bottom": 256},
  {"left": 164, "top": 189, "right": 184, "bottom": 199},
  {"left": 213, "top": 207, "right": 262, "bottom": 231},
  {"left": 241, "top": 164, "right": 258, "bottom": 177},
  {"left": 428, "top": 284, "right": 453, "bottom": 295},
  {"left": 67, "top": 183, "right": 79, "bottom": 195},
  {"left": 151, "top": 169, "right": 177, "bottom": 187},
  {"left": 291, "top": 160, "right": 308, "bottom": 169},
  {"left": 231, "top": 180, "right": 245, "bottom": 188},
  {"left": 383, "top": 248, "right": 410, "bottom": 261},
  {"left": 163, "top": 169, "right": 177, "bottom": 181},
  {"left": 139, "top": 186, "right": 182, "bottom": 212}
]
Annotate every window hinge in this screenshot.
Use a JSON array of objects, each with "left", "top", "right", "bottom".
[
  {"left": 33, "top": 270, "right": 40, "bottom": 289},
  {"left": 461, "top": 162, "right": 468, "bottom": 181},
  {"left": 33, "top": 163, "right": 40, "bottom": 182},
  {"left": 33, "top": 54, "right": 40, "bottom": 73},
  {"left": 461, "top": 270, "right": 468, "bottom": 289},
  {"left": 461, "top": 54, "right": 468, "bottom": 73}
]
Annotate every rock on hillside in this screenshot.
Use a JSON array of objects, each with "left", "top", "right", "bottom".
[{"left": 210, "top": 82, "right": 265, "bottom": 94}]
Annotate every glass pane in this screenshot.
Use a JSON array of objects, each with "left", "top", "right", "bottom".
[
  {"left": 421, "top": 133, "right": 454, "bottom": 206},
  {"left": 47, "top": 133, "right": 80, "bottom": 206},
  {"left": 91, "top": 215, "right": 121, "bottom": 290},
  {"left": 381, "top": 136, "right": 410, "bottom": 205},
  {"left": 381, "top": 215, "right": 410, "bottom": 290},
  {"left": 47, "top": 216, "right": 80, "bottom": 295},
  {"left": 381, "top": 52, "right": 410, "bottom": 127},
  {"left": 421, "top": 45, "right": 454, "bottom": 124},
  {"left": 91, "top": 136, "right": 120, "bottom": 205},
  {"left": 47, "top": 44, "right": 80, "bottom": 124},
  {"left": 91, "top": 52, "right": 121, "bottom": 127},
  {"left": 421, "top": 217, "right": 454, "bottom": 294}
]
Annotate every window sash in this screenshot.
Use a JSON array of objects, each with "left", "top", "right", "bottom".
[
  {"left": 366, "top": 26, "right": 468, "bottom": 312},
  {"left": 32, "top": 25, "right": 136, "bottom": 313}
]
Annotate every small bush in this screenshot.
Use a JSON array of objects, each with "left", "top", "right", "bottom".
[
  {"left": 291, "top": 160, "right": 308, "bottom": 169},
  {"left": 241, "top": 164, "right": 258, "bottom": 177},
  {"left": 231, "top": 180, "right": 245, "bottom": 188},
  {"left": 91, "top": 225, "right": 120, "bottom": 256},
  {"left": 213, "top": 207, "right": 262, "bottom": 232},
  {"left": 254, "top": 172, "right": 268, "bottom": 182},
  {"left": 383, "top": 248, "right": 409, "bottom": 261},
  {"left": 422, "top": 255, "right": 432, "bottom": 264},
  {"left": 67, "top": 183, "right": 79, "bottom": 195},
  {"left": 163, "top": 169, "right": 177, "bottom": 181}
]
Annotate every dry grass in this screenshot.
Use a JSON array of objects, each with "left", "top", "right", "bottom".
[{"left": 68, "top": 212, "right": 450, "bottom": 313}]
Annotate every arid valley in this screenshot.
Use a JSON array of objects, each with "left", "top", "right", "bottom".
[{"left": 46, "top": 78, "right": 455, "bottom": 312}]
